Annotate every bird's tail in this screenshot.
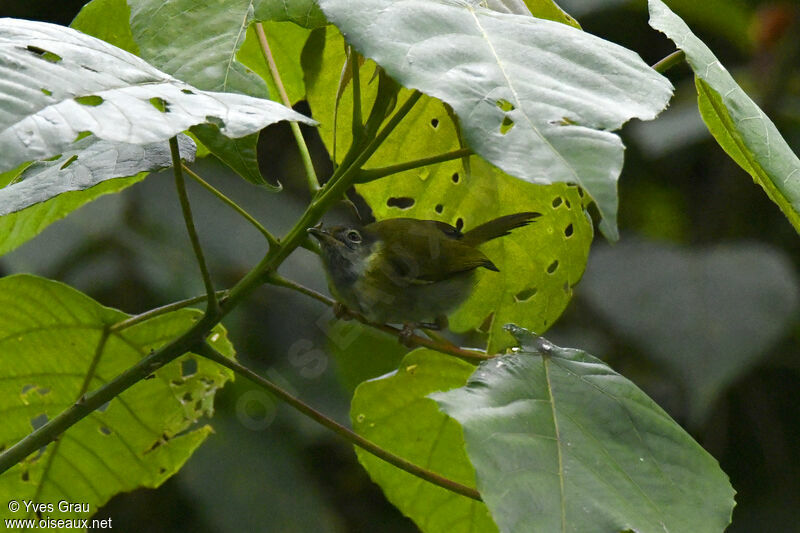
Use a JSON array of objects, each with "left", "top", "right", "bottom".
[{"left": 460, "top": 212, "right": 540, "bottom": 246}]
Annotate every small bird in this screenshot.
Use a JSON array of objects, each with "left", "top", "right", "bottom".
[{"left": 308, "top": 212, "right": 538, "bottom": 341}]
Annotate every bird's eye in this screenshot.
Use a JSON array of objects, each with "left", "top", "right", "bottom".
[{"left": 345, "top": 230, "right": 362, "bottom": 244}]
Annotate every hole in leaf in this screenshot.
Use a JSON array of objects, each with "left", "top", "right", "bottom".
[
  {"left": 21, "top": 384, "right": 34, "bottom": 395},
  {"left": 182, "top": 392, "right": 192, "bottom": 403},
  {"left": 99, "top": 425, "right": 112, "bottom": 436},
  {"left": 386, "top": 197, "right": 415, "bottom": 209},
  {"left": 194, "top": 400, "right": 203, "bottom": 411},
  {"left": 30, "top": 413, "right": 48, "bottom": 431},
  {"left": 74, "top": 131, "right": 92, "bottom": 142},
  {"left": 455, "top": 218, "right": 464, "bottom": 232},
  {"left": 41, "top": 88, "right": 52, "bottom": 96},
  {"left": 171, "top": 379, "right": 185, "bottom": 386},
  {"left": 565, "top": 199, "right": 571, "bottom": 208},
  {"left": 435, "top": 204, "right": 444, "bottom": 214},
  {"left": 26, "top": 45, "right": 62, "bottom": 63},
  {"left": 149, "top": 97, "right": 169, "bottom": 113},
  {"left": 478, "top": 313, "right": 494, "bottom": 333},
  {"left": 181, "top": 358, "right": 198, "bottom": 378},
  {"left": 181, "top": 89, "right": 195, "bottom": 95},
  {"left": 500, "top": 116, "right": 514, "bottom": 135},
  {"left": 21, "top": 470, "right": 29, "bottom": 482},
  {"left": 547, "top": 260, "right": 559, "bottom": 274},
  {"left": 97, "top": 401, "right": 110, "bottom": 412},
  {"left": 74, "top": 95, "right": 104, "bottom": 106},
  {"left": 451, "top": 172, "right": 460, "bottom": 184},
  {"left": 577, "top": 187, "right": 585, "bottom": 197},
  {"left": 515, "top": 287, "right": 538, "bottom": 302},
  {"left": 44, "top": 154, "right": 62, "bottom": 162},
  {"left": 205, "top": 115, "right": 225, "bottom": 129},
  {"left": 495, "top": 98, "right": 514, "bottom": 112},
  {"left": 564, "top": 224, "right": 574, "bottom": 237},
  {"left": 60, "top": 155, "right": 78, "bottom": 170},
  {"left": 552, "top": 197, "right": 563, "bottom": 208},
  {"left": 430, "top": 118, "right": 439, "bottom": 129}
]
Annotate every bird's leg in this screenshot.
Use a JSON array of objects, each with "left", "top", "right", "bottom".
[
  {"left": 398, "top": 323, "right": 417, "bottom": 347},
  {"left": 333, "top": 302, "right": 355, "bottom": 321}
]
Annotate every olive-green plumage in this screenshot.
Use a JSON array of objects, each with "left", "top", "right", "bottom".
[{"left": 308, "top": 212, "right": 537, "bottom": 326}]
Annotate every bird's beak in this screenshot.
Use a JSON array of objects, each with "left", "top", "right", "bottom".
[{"left": 307, "top": 226, "right": 338, "bottom": 246}]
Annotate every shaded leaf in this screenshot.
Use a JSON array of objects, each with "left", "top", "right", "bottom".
[
  {"left": 0, "top": 275, "right": 235, "bottom": 520},
  {"left": 579, "top": 239, "right": 800, "bottom": 425},
  {"left": 326, "top": 321, "right": 407, "bottom": 393},
  {"left": 0, "top": 18, "right": 314, "bottom": 173},
  {"left": 351, "top": 350, "right": 497, "bottom": 532},
  {"left": 433, "top": 325, "right": 736, "bottom": 533},
  {"left": 256, "top": 0, "right": 329, "bottom": 29},
  {"left": 318, "top": 0, "right": 673, "bottom": 239},
  {"left": 0, "top": 134, "right": 195, "bottom": 256},
  {"left": 648, "top": 0, "right": 800, "bottom": 235}
]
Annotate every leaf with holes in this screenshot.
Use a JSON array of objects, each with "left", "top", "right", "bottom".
[
  {"left": 648, "top": 0, "right": 800, "bottom": 235},
  {"left": 432, "top": 325, "right": 736, "bottom": 533},
  {"left": 0, "top": 275, "right": 235, "bottom": 521},
  {"left": 305, "top": 28, "right": 593, "bottom": 352},
  {"left": 580, "top": 239, "right": 800, "bottom": 426},
  {"left": 0, "top": 18, "right": 314, "bottom": 175},
  {"left": 351, "top": 349, "right": 498, "bottom": 533},
  {"left": 0, "top": 134, "right": 195, "bottom": 257},
  {"left": 317, "top": 0, "right": 673, "bottom": 239}
]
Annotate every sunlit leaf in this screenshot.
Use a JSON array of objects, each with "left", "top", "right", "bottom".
[
  {"left": 0, "top": 275, "right": 235, "bottom": 521},
  {"left": 318, "top": 0, "right": 673, "bottom": 239},
  {"left": 0, "top": 18, "right": 314, "bottom": 174},
  {"left": 433, "top": 325, "right": 736, "bottom": 533}
]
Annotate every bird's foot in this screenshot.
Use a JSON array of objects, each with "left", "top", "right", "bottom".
[
  {"left": 333, "top": 302, "right": 355, "bottom": 321},
  {"left": 398, "top": 323, "right": 417, "bottom": 347}
]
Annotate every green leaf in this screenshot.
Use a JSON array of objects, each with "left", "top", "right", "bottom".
[
  {"left": 580, "top": 239, "right": 800, "bottom": 426},
  {"left": 648, "top": 0, "right": 800, "bottom": 235},
  {"left": 237, "top": 21, "right": 312, "bottom": 106},
  {"left": 317, "top": 0, "right": 673, "bottom": 239},
  {"left": 433, "top": 326, "right": 736, "bottom": 533},
  {"left": 0, "top": 18, "right": 314, "bottom": 174},
  {"left": 326, "top": 321, "right": 407, "bottom": 393},
  {"left": 488, "top": 0, "right": 581, "bottom": 28},
  {"left": 0, "top": 275, "right": 235, "bottom": 520},
  {"left": 256, "top": 0, "right": 328, "bottom": 28},
  {"left": 0, "top": 134, "right": 195, "bottom": 256},
  {"left": 70, "top": 0, "right": 139, "bottom": 55},
  {"left": 351, "top": 350, "right": 497, "bottom": 532}
]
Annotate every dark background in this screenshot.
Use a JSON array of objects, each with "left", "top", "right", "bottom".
[{"left": 2, "top": 0, "right": 799, "bottom": 531}]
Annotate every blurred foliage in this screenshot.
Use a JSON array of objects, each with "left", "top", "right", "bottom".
[{"left": 1, "top": 0, "right": 799, "bottom": 531}]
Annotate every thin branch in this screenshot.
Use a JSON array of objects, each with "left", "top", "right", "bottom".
[
  {"left": 356, "top": 148, "right": 473, "bottom": 183},
  {"left": 652, "top": 50, "right": 686, "bottom": 74},
  {"left": 196, "top": 343, "right": 483, "bottom": 502},
  {"left": 266, "top": 275, "right": 493, "bottom": 361},
  {"left": 182, "top": 164, "right": 279, "bottom": 248},
  {"left": 109, "top": 290, "right": 230, "bottom": 333},
  {"left": 255, "top": 22, "right": 320, "bottom": 195},
  {"left": 171, "top": 137, "right": 218, "bottom": 314}
]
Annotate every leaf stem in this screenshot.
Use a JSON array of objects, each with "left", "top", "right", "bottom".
[
  {"left": 350, "top": 48, "right": 364, "bottom": 145},
  {"left": 195, "top": 343, "right": 482, "bottom": 501},
  {"left": 266, "top": 274, "right": 492, "bottom": 361},
  {"left": 181, "top": 164, "right": 279, "bottom": 247},
  {"left": 356, "top": 147, "right": 473, "bottom": 183},
  {"left": 171, "top": 137, "right": 218, "bottom": 314},
  {"left": 652, "top": 50, "right": 686, "bottom": 74},
  {"left": 109, "top": 290, "right": 230, "bottom": 333},
  {"left": 255, "top": 22, "right": 319, "bottom": 194}
]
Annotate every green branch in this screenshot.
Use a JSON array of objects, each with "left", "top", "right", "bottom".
[
  {"left": 356, "top": 147, "right": 473, "bottom": 183},
  {"left": 0, "top": 86, "right": 424, "bottom": 477},
  {"left": 171, "top": 137, "right": 218, "bottom": 314},
  {"left": 255, "top": 22, "right": 319, "bottom": 195},
  {"left": 652, "top": 50, "right": 686, "bottom": 74},
  {"left": 195, "top": 343, "right": 482, "bottom": 501},
  {"left": 182, "top": 164, "right": 279, "bottom": 247},
  {"left": 109, "top": 290, "right": 230, "bottom": 333},
  {"left": 267, "top": 275, "right": 492, "bottom": 361}
]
